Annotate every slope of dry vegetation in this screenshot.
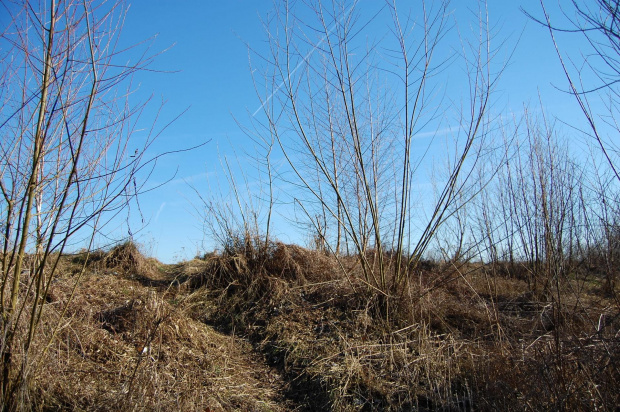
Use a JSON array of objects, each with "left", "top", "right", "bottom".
[
  {"left": 21, "top": 243, "right": 292, "bottom": 411},
  {"left": 3, "top": 1, "right": 619, "bottom": 410},
  {"left": 2, "top": 237, "right": 618, "bottom": 411},
  {"left": 185, "top": 240, "right": 620, "bottom": 411}
]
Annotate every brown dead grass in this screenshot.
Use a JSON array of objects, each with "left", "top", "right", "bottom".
[
  {"left": 11, "top": 241, "right": 620, "bottom": 411},
  {"left": 18, "top": 246, "right": 292, "bottom": 411},
  {"left": 185, "top": 242, "right": 620, "bottom": 411}
]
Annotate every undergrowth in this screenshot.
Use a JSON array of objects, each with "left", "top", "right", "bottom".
[
  {"left": 187, "top": 238, "right": 620, "bottom": 411},
  {"left": 5, "top": 240, "right": 618, "bottom": 411}
]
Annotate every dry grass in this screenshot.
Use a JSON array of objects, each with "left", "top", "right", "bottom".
[
  {"left": 185, "top": 242, "right": 619, "bottom": 411},
  {"left": 8, "top": 241, "right": 619, "bottom": 411},
  {"left": 13, "top": 244, "right": 291, "bottom": 411}
]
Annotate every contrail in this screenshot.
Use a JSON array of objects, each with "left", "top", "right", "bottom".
[
  {"left": 252, "top": 7, "right": 351, "bottom": 117},
  {"left": 154, "top": 202, "right": 166, "bottom": 223}
]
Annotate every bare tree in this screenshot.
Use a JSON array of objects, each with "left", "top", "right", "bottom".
[
  {"left": 0, "top": 0, "right": 165, "bottom": 406},
  {"left": 247, "top": 0, "right": 503, "bottom": 303},
  {"left": 523, "top": 0, "right": 620, "bottom": 301}
]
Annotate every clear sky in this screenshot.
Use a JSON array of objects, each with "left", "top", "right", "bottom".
[{"left": 106, "top": 0, "right": 590, "bottom": 263}]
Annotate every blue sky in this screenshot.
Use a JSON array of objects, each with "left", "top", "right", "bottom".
[{"left": 109, "top": 0, "right": 592, "bottom": 262}]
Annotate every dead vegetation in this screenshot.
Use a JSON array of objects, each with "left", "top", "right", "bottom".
[
  {"left": 182, "top": 240, "right": 619, "bottom": 411},
  {"left": 0, "top": 238, "right": 617, "bottom": 410},
  {"left": 14, "top": 242, "right": 291, "bottom": 411}
]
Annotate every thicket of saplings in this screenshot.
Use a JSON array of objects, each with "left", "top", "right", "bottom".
[
  {"left": 5, "top": 125, "right": 618, "bottom": 411},
  {"left": 1, "top": 0, "right": 618, "bottom": 410}
]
